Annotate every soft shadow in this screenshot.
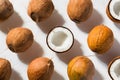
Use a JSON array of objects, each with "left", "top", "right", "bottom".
[
  {"left": 114, "top": 23, "right": 120, "bottom": 29},
  {"left": 51, "top": 71, "right": 65, "bottom": 80},
  {"left": 18, "top": 41, "right": 44, "bottom": 64},
  {"left": 57, "top": 39, "right": 83, "bottom": 64},
  {"left": 76, "top": 9, "right": 103, "bottom": 33},
  {"left": 93, "top": 69, "right": 103, "bottom": 80},
  {"left": 0, "top": 11, "right": 23, "bottom": 33},
  {"left": 96, "top": 39, "right": 120, "bottom": 65},
  {"left": 10, "top": 69, "right": 23, "bottom": 80},
  {"left": 37, "top": 10, "right": 65, "bottom": 34}
]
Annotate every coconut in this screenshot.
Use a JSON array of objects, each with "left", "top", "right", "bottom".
[
  {"left": 67, "top": 0, "right": 93, "bottom": 23},
  {"left": 27, "top": 57, "right": 54, "bottom": 80},
  {"left": 108, "top": 56, "right": 120, "bottom": 80},
  {"left": 6, "top": 27, "right": 34, "bottom": 53},
  {"left": 0, "top": 0, "right": 14, "bottom": 21},
  {"left": 67, "top": 56, "right": 95, "bottom": 80},
  {"left": 46, "top": 26, "right": 74, "bottom": 53},
  {"left": 106, "top": 0, "right": 120, "bottom": 23}
]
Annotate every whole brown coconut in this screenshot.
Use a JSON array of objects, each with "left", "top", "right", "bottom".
[
  {"left": 6, "top": 27, "right": 34, "bottom": 53},
  {"left": 87, "top": 24, "right": 114, "bottom": 54},
  {"left": 0, "top": 58, "right": 11, "bottom": 80},
  {"left": 67, "top": 56, "right": 95, "bottom": 80},
  {"left": 27, "top": 57, "right": 54, "bottom": 80},
  {"left": 28, "top": 0, "right": 54, "bottom": 22},
  {"left": 0, "top": 0, "right": 14, "bottom": 21},
  {"left": 67, "top": 0, "right": 93, "bottom": 23}
]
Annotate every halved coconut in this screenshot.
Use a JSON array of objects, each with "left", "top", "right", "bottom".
[
  {"left": 108, "top": 56, "right": 120, "bottom": 80},
  {"left": 46, "top": 26, "right": 74, "bottom": 53},
  {"left": 106, "top": 0, "right": 120, "bottom": 23}
]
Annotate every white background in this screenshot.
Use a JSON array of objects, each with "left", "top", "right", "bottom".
[{"left": 0, "top": 0, "right": 119, "bottom": 80}]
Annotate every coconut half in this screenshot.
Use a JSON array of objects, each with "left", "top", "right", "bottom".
[
  {"left": 46, "top": 27, "right": 74, "bottom": 53},
  {"left": 106, "top": 0, "right": 120, "bottom": 22},
  {"left": 108, "top": 56, "right": 120, "bottom": 80}
]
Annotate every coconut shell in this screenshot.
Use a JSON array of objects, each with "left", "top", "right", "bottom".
[
  {"left": 87, "top": 24, "right": 114, "bottom": 54},
  {"left": 46, "top": 26, "right": 74, "bottom": 53},
  {"left": 27, "top": 57, "right": 54, "bottom": 80},
  {"left": 0, "top": 0, "right": 14, "bottom": 21},
  {"left": 67, "top": 0, "right": 93, "bottom": 23},
  {"left": 6, "top": 27, "right": 34, "bottom": 53},
  {"left": 108, "top": 56, "right": 120, "bottom": 80},
  {"left": 0, "top": 58, "right": 11, "bottom": 80},
  {"left": 67, "top": 56, "right": 95, "bottom": 80},
  {"left": 106, "top": 0, "right": 120, "bottom": 23},
  {"left": 27, "top": 0, "right": 54, "bottom": 22}
]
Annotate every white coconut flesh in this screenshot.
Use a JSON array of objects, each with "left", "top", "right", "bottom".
[
  {"left": 109, "top": 0, "right": 120, "bottom": 20},
  {"left": 109, "top": 59, "right": 120, "bottom": 80},
  {"left": 47, "top": 27, "right": 73, "bottom": 52}
]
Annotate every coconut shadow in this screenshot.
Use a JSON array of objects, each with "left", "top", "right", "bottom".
[
  {"left": 17, "top": 41, "right": 44, "bottom": 64},
  {"left": 114, "top": 22, "right": 120, "bottom": 29},
  {"left": 10, "top": 69, "right": 23, "bottom": 80},
  {"left": 0, "top": 11, "right": 23, "bottom": 33},
  {"left": 56, "top": 39, "right": 83, "bottom": 64},
  {"left": 76, "top": 9, "right": 103, "bottom": 33},
  {"left": 51, "top": 71, "right": 65, "bottom": 80},
  {"left": 37, "top": 10, "right": 65, "bottom": 34},
  {"left": 93, "top": 69, "right": 103, "bottom": 80},
  {"left": 96, "top": 39, "right": 120, "bottom": 65}
]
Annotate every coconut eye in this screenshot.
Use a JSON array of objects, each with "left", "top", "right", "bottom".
[{"left": 46, "top": 26, "right": 74, "bottom": 53}]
